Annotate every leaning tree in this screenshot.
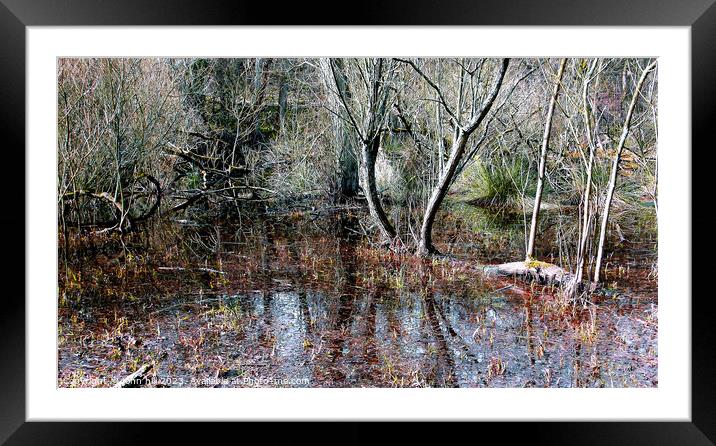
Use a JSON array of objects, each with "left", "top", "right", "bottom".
[{"left": 395, "top": 58, "right": 510, "bottom": 256}]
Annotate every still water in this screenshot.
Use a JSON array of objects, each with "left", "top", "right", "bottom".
[{"left": 58, "top": 209, "right": 657, "bottom": 387}]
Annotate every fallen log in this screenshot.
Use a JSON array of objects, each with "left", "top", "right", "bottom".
[
  {"left": 483, "top": 259, "right": 572, "bottom": 286},
  {"left": 114, "top": 364, "right": 153, "bottom": 388}
]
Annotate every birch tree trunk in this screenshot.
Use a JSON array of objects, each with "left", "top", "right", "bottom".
[
  {"left": 593, "top": 60, "right": 657, "bottom": 283},
  {"left": 525, "top": 58, "right": 566, "bottom": 260}
]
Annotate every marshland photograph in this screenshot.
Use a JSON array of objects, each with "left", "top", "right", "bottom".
[{"left": 58, "top": 57, "right": 658, "bottom": 388}]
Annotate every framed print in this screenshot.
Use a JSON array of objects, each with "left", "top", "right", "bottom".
[{"left": 1, "top": 0, "right": 712, "bottom": 443}]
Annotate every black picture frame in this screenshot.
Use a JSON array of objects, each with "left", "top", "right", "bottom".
[{"left": 1, "top": 0, "right": 711, "bottom": 443}]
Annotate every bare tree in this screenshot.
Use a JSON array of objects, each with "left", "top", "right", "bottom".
[
  {"left": 593, "top": 59, "right": 657, "bottom": 283},
  {"left": 396, "top": 58, "right": 510, "bottom": 256},
  {"left": 525, "top": 58, "right": 566, "bottom": 260},
  {"left": 326, "top": 58, "right": 399, "bottom": 242},
  {"left": 568, "top": 58, "right": 600, "bottom": 293},
  {"left": 58, "top": 58, "right": 182, "bottom": 231}
]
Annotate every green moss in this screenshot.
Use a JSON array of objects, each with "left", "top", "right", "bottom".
[{"left": 525, "top": 258, "right": 553, "bottom": 269}]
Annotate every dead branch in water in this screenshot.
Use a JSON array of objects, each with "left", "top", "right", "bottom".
[
  {"left": 61, "top": 173, "right": 162, "bottom": 231},
  {"left": 157, "top": 266, "right": 226, "bottom": 275},
  {"left": 114, "top": 364, "right": 153, "bottom": 388}
]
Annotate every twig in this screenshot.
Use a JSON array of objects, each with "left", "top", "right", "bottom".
[
  {"left": 157, "top": 266, "right": 226, "bottom": 275},
  {"left": 114, "top": 364, "right": 153, "bottom": 388}
]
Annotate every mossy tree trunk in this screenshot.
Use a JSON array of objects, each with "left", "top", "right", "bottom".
[
  {"left": 360, "top": 138, "right": 396, "bottom": 241},
  {"left": 325, "top": 58, "right": 398, "bottom": 242},
  {"left": 320, "top": 58, "right": 361, "bottom": 201}
]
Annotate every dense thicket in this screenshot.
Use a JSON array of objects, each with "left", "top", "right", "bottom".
[{"left": 58, "top": 57, "right": 657, "bottom": 291}]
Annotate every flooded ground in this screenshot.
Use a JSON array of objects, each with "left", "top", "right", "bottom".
[{"left": 58, "top": 204, "right": 657, "bottom": 388}]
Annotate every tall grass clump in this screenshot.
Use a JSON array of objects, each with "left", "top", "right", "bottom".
[{"left": 464, "top": 157, "right": 537, "bottom": 211}]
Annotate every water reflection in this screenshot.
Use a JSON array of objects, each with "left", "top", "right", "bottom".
[{"left": 58, "top": 211, "right": 657, "bottom": 388}]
